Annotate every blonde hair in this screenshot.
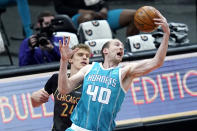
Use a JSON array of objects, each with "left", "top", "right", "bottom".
[{"left": 71, "top": 44, "right": 91, "bottom": 58}]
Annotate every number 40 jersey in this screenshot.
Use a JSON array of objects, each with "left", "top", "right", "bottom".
[{"left": 71, "top": 62, "right": 126, "bottom": 131}]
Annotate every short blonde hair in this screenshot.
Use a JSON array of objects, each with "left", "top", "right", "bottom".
[{"left": 71, "top": 44, "right": 91, "bottom": 58}]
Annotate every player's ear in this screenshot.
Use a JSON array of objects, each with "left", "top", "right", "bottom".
[
  {"left": 103, "top": 48, "right": 108, "bottom": 55},
  {"left": 68, "top": 59, "right": 73, "bottom": 64}
]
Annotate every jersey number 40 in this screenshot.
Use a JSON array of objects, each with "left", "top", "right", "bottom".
[{"left": 87, "top": 85, "right": 111, "bottom": 104}]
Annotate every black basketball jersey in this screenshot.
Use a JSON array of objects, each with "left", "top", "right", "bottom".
[{"left": 44, "top": 73, "right": 82, "bottom": 131}]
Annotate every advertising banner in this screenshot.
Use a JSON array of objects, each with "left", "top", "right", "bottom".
[
  {"left": 0, "top": 53, "right": 197, "bottom": 130},
  {"left": 116, "top": 53, "right": 197, "bottom": 126}
]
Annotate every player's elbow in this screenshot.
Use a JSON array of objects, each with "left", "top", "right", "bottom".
[
  {"left": 155, "top": 60, "right": 164, "bottom": 69},
  {"left": 153, "top": 57, "right": 165, "bottom": 69},
  {"left": 57, "top": 87, "right": 66, "bottom": 95}
]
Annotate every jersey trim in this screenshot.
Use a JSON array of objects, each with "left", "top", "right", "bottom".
[
  {"left": 119, "top": 68, "right": 126, "bottom": 93},
  {"left": 99, "top": 63, "right": 117, "bottom": 70},
  {"left": 84, "top": 63, "right": 95, "bottom": 77}
]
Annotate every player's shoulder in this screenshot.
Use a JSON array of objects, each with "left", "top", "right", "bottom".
[
  {"left": 120, "top": 62, "right": 138, "bottom": 75},
  {"left": 120, "top": 61, "right": 138, "bottom": 68},
  {"left": 44, "top": 73, "right": 58, "bottom": 94},
  {"left": 51, "top": 73, "right": 58, "bottom": 80},
  {"left": 79, "top": 63, "right": 95, "bottom": 76},
  {"left": 47, "top": 73, "right": 59, "bottom": 87},
  {"left": 82, "top": 64, "right": 93, "bottom": 71}
]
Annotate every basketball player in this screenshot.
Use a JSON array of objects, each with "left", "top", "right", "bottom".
[
  {"left": 58, "top": 10, "right": 170, "bottom": 131},
  {"left": 31, "top": 44, "right": 91, "bottom": 131}
]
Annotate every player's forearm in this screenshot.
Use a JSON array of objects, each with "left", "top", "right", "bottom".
[
  {"left": 153, "top": 32, "right": 170, "bottom": 67},
  {"left": 58, "top": 59, "right": 71, "bottom": 95}
]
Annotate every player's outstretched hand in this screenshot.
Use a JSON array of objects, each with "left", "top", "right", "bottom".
[
  {"left": 154, "top": 10, "right": 170, "bottom": 35},
  {"left": 59, "top": 36, "right": 79, "bottom": 61}
]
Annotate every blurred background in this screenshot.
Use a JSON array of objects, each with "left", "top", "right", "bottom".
[{"left": 0, "top": 0, "right": 196, "bottom": 67}]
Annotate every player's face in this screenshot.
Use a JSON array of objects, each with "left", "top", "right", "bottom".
[
  {"left": 71, "top": 48, "right": 90, "bottom": 70},
  {"left": 107, "top": 39, "right": 124, "bottom": 63}
]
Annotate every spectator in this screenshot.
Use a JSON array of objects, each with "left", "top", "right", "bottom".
[
  {"left": 53, "top": 0, "right": 139, "bottom": 36},
  {"left": 0, "top": 0, "right": 32, "bottom": 37},
  {"left": 31, "top": 44, "right": 91, "bottom": 131},
  {"left": 19, "top": 11, "right": 60, "bottom": 66}
]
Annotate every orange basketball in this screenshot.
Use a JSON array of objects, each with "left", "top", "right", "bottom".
[{"left": 134, "top": 6, "right": 159, "bottom": 33}]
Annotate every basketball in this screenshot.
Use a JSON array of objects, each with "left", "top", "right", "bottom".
[{"left": 134, "top": 6, "right": 159, "bottom": 33}]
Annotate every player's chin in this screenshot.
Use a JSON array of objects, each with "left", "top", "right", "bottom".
[
  {"left": 80, "top": 64, "right": 86, "bottom": 67},
  {"left": 78, "top": 65, "right": 85, "bottom": 70},
  {"left": 115, "top": 56, "right": 123, "bottom": 62}
]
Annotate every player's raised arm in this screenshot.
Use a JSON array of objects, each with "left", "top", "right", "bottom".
[
  {"left": 123, "top": 10, "right": 170, "bottom": 91},
  {"left": 58, "top": 36, "right": 83, "bottom": 94}
]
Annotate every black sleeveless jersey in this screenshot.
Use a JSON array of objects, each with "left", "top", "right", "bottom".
[{"left": 44, "top": 73, "right": 82, "bottom": 131}]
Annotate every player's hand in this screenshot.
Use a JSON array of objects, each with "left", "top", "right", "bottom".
[
  {"left": 154, "top": 10, "right": 170, "bottom": 35},
  {"left": 32, "top": 89, "right": 49, "bottom": 103},
  {"left": 59, "top": 36, "right": 78, "bottom": 61}
]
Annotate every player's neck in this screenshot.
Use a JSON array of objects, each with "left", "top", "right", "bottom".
[
  {"left": 102, "top": 60, "right": 119, "bottom": 69},
  {"left": 70, "top": 67, "right": 79, "bottom": 76}
]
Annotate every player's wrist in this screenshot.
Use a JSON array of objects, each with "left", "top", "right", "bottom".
[
  {"left": 60, "top": 58, "right": 69, "bottom": 63},
  {"left": 164, "top": 29, "right": 170, "bottom": 36}
]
